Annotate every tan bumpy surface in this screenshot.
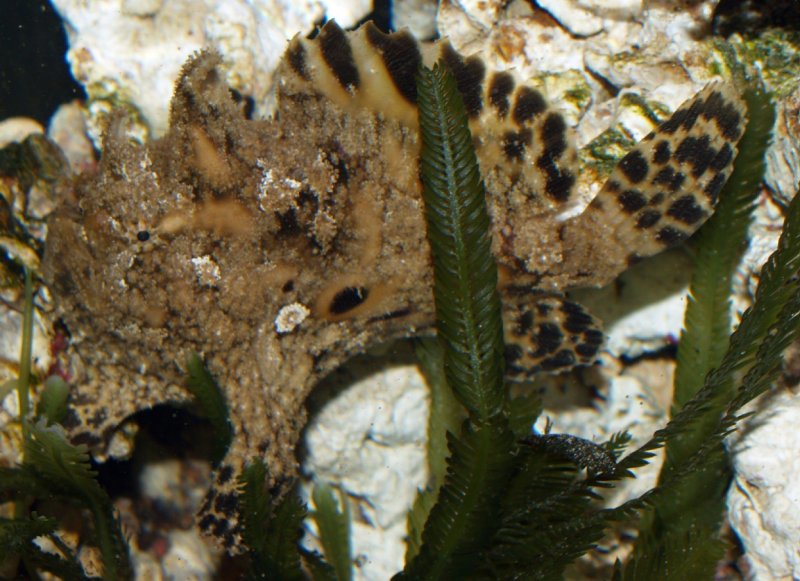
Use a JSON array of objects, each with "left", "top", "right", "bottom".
[{"left": 43, "top": 21, "right": 746, "bottom": 549}]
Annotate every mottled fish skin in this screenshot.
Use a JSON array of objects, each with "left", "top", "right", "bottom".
[{"left": 42, "top": 21, "right": 746, "bottom": 550}]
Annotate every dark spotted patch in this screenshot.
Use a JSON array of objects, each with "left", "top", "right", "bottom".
[
  {"left": 537, "top": 117, "right": 575, "bottom": 201},
  {"left": 515, "top": 309, "right": 534, "bottom": 335},
  {"left": 214, "top": 492, "right": 239, "bottom": 517},
  {"left": 652, "top": 166, "right": 685, "bottom": 192},
  {"left": 364, "top": 23, "right": 421, "bottom": 104},
  {"left": 618, "top": 189, "right": 647, "bottom": 214},
  {"left": 136, "top": 230, "right": 150, "bottom": 242},
  {"left": 213, "top": 518, "right": 230, "bottom": 538},
  {"left": 649, "top": 192, "right": 665, "bottom": 205},
  {"left": 534, "top": 323, "right": 563, "bottom": 355},
  {"left": 576, "top": 342, "right": 600, "bottom": 358},
  {"left": 505, "top": 344, "right": 524, "bottom": 363},
  {"left": 282, "top": 280, "right": 295, "bottom": 293},
  {"left": 583, "top": 329, "right": 604, "bottom": 345},
  {"left": 710, "top": 142, "right": 734, "bottom": 171},
  {"left": 442, "top": 44, "right": 485, "bottom": 117},
  {"left": 502, "top": 129, "right": 532, "bottom": 161},
  {"left": 541, "top": 349, "right": 576, "bottom": 371},
  {"left": 656, "top": 226, "right": 688, "bottom": 245},
  {"left": 659, "top": 108, "right": 687, "bottom": 134},
  {"left": 538, "top": 154, "right": 575, "bottom": 202},
  {"left": 541, "top": 113, "right": 568, "bottom": 158},
  {"left": 512, "top": 87, "right": 547, "bottom": 125},
  {"left": 560, "top": 301, "right": 585, "bottom": 315},
  {"left": 653, "top": 140, "right": 671, "bottom": 165},
  {"left": 217, "top": 465, "right": 234, "bottom": 485},
  {"left": 564, "top": 311, "right": 593, "bottom": 334},
  {"left": 680, "top": 99, "right": 704, "bottom": 131},
  {"left": 71, "top": 430, "right": 103, "bottom": 448},
  {"left": 618, "top": 150, "right": 650, "bottom": 184},
  {"left": 605, "top": 180, "right": 622, "bottom": 193},
  {"left": 636, "top": 210, "right": 661, "bottom": 229},
  {"left": 275, "top": 208, "right": 301, "bottom": 237},
  {"left": 488, "top": 71, "right": 515, "bottom": 117},
  {"left": 223, "top": 531, "right": 237, "bottom": 549},
  {"left": 330, "top": 286, "right": 369, "bottom": 315},
  {"left": 89, "top": 409, "right": 107, "bottom": 428},
  {"left": 536, "top": 302, "right": 553, "bottom": 316},
  {"left": 319, "top": 22, "right": 360, "bottom": 91},
  {"left": 704, "top": 172, "right": 727, "bottom": 202},
  {"left": 287, "top": 42, "right": 308, "bottom": 79},
  {"left": 667, "top": 195, "right": 705, "bottom": 225},
  {"left": 675, "top": 135, "right": 715, "bottom": 178},
  {"left": 199, "top": 514, "right": 217, "bottom": 532},
  {"left": 703, "top": 90, "right": 744, "bottom": 140}
]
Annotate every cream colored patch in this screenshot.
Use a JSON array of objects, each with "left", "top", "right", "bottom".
[
  {"left": 193, "top": 199, "right": 254, "bottom": 236},
  {"left": 188, "top": 126, "right": 232, "bottom": 187},
  {"left": 313, "top": 274, "right": 398, "bottom": 322}
]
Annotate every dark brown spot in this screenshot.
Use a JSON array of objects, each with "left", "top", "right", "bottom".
[
  {"left": 702, "top": 90, "right": 743, "bottom": 140},
  {"left": 213, "top": 518, "right": 230, "bottom": 538},
  {"left": 704, "top": 172, "right": 727, "bottom": 202},
  {"left": 488, "top": 72, "right": 515, "bottom": 117},
  {"left": 214, "top": 492, "right": 239, "bottom": 517},
  {"left": 319, "top": 21, "right": 360, "bottom": 91},
  {"left": 636, "top": 210, "right": 661, "bottom": 229},
  {"left": 330, "top": 286, "right": 369, "bottom": 315},
  {"left": 442, "top": 44, "right": 485, "bottom": 117},
  {"left": 710, "top": 142, "right": 734, "bottom": 171},
  {"left": 537, "top": 154, "right": 575, "bottom": 202},
  {"left": 656, "top": 226, "right": 688, "bottom": 245},
  {"left": 583, "top": 329, "right": 604, "bottom": 345},
  {"left": 618, "top": 189, "right": 647, "bottom": 213},
  {"left": 652, "top": 166, "right": 686, "bottom": 192},
  {"left": 667, "top": 195, "right": 705, "bottom": 225},
  {"left": 618, "top": 150, "right": 649, "bottom": 184},
  {"left": 505, "top": 344, "right": 524, "bottom": 363},
  {"left": 512, "top": 86, "right": 547, "bottom": 125},
  {"left": 649, "top": 192, "right": 665, "bottom": 205},
  {"left": 605, "top": 180, "right": 622, "bottom": 193},
  {"left": 541, "top": 349, "right": 576, "bottom": 371},
  {"left": 536, "top": 302, "right": 553, "bottom": 316},
  {"left": 534, "top": 322, "right": 563, "bottom": 355},
  {"left": 502, "top": 129, "right": 532, "bottom": 161},
  {"left": 217, "top": 465, "right": 234, "bottom": 485},
  {"left": 287, "top": 42, "right": 308, "bottom": 79},
  {"left": 653, "top": 140, "right": 671, "bottom": 165},
  {"left": 560, "top": 301, "right": 585, "bottom": 315},
  {"left": 364, "top": 23, "right": 421, "bottom": 103},
  {"left": 275, "top": 208, "right": 300, "bottom": 237},
  {"left": 564, "top": 311, "right": 593, "bottom": 334},
  {"left": 282, "top": 280, "right": 295, "bottom": 293},
  {"left": 515, "top": 309, "right": 534, "bottom": 335},
  {"left": 199, "top": 514, "right": 217, "bottom": 532},
  {"left": 659, "top": 108, "right": 687, "bottom": 134},
  {"left": 541, "top": 112, "right": 568, "bottom": 158},
  {"left": 136, "top": 230, "right": 150, "bottom": 242},
  {"left": 675, "top": 135, "right": 715, "bottom": 177},
  {"left": 576, "top": 342, "right": 600, "bottom": 358}
]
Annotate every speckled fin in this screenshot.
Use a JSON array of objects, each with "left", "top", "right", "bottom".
[
  {"left": 578, "top": 82, "right": 747, "bottom": 264},
  {"left": 281, "top": 20, "right": 581, "bottom": 211},
  {"left": 503, "top": 295, "right": 604, "bottom": 378}
]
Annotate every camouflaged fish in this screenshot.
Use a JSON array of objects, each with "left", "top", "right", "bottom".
[{"left": 42, "top": 21, "right": 746, "bottom": 549}]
